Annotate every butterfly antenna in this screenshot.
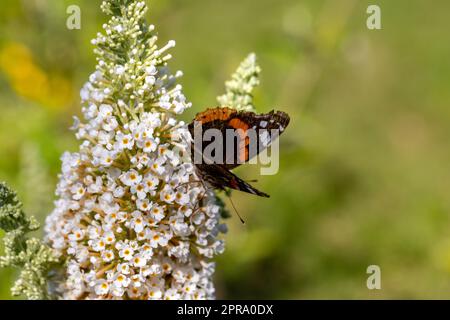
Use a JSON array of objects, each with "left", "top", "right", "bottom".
[{"left": 226, "top": 192, "right": 246, "bottom": 225}]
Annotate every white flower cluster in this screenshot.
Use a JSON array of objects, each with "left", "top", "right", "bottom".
[
  {"left": 217, "top": 53, "right": 261, "bottom": 112},
  {"left": 44, "top": 0, "right": 226, "bottom": 300}
]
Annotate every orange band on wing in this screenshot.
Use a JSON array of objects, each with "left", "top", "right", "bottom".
[
  {"left": 195, "top": 107, "right": 237, "bottom": 124},
  {"left": 228, "top": 118, "right": 249, "bottom": 163},
  {"left": 228, "top": 118, "right": 249, "bottom": 131}
]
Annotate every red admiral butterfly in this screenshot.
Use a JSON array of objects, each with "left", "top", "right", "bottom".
[{"left": 188, "top": 107, "right": 290, "bottom": 198}]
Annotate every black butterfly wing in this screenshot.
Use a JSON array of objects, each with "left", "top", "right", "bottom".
[
  {"left": 195, "top": 163, "right": 269, "bottom": 198},
  {"left": 188, "top": 107, "right": 290, "bottom": 170},
  {"left": 188, "top": 107, "right": 290, "bottom": 198},
  {"left": 188, "top": 107, "right": 238, "bottom": 167},
  {"left": 222, "top": 109, "right": 290, "bottom": 170}
]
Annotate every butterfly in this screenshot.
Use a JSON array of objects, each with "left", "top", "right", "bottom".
[{"left": 188, "top": 107, "right": 290, "bottom": 198}]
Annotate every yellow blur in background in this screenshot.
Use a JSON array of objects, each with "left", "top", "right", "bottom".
[{"left": 1, "top": 0, "right": 450, "bottom": 299}]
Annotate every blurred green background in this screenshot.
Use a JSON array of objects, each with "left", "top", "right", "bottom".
[{"left": 1, "top": 0, "right": 450, "bottom": 299}]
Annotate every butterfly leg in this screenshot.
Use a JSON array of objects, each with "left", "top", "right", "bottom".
[{"left": 175, "top": 180, "right": 203, "bottom": 191}]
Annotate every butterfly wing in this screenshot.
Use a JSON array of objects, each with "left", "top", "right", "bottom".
[
  {"left": 188, "top": 107, "right": 290, "bottom": 198},
  {"left": 188, "top": 107, "right": 290, "bottom": 170},
  {"left": 223, "top": 109, "right": 290, "bottom": 170},
  {"left": 195, "top": 163, "right": 269, "bottom": 198}
]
